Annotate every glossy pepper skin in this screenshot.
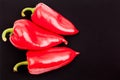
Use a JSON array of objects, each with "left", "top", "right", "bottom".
[
  {"left": 13, "top": 47, "right": 79, "bottom": 75},
  {"left": 22, "top": 3, "right": 79, "bottom": 35},
  {"left": 2, "top": 19, "right": 67, "bottom": 50}
]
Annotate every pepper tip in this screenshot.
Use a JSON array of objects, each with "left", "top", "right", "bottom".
[
  {"left": 63, "top": 39, "right": 68, "bottom": 45},
  {"left": 65, "top": 41, "right": 68, "bottom": 45},
  {"left": 76, "top": 52, "right": 80, "bottom": 55}
]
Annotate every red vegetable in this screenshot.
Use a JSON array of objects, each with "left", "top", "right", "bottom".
[
  {"left": 21, "top": 3, "right": 79, "bottom": 35},
  {"left": 2, "top": 19, "right": 67, "bottom": 50},
  {"left": 13, "top": 47, "right": 79, "bottom": 75}
]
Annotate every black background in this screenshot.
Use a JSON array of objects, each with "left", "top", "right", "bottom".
[{"left": 0, "top": 0, "right": 120, "bottom": 80}]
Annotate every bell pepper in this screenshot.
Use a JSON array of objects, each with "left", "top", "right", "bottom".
[
  {"left": 13, "top": 47, "right": 79, "bottom": 75},
  {"left": 2, "top": 19, "right": 68, "bottom": 50},
  {"left": 21, "top": 3, "right": 79, "bottom": 35}
]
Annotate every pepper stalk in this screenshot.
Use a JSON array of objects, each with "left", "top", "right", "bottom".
[
  {"left": 2, "top": 28, "right": 13, "bottom": 42},
  {"left": 13, "top": 61, "right": 28, "bottom": 72},
  {"left": 21, "top": 7, "right": 35, "bottom": 17}
]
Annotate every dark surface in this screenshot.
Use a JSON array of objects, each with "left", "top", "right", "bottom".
[{"left": 0, "top": 0, "right": 120, "bottom": 80}]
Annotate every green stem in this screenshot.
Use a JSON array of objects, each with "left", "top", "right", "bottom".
[
  {"left": 21, "top": 7, "right": 35, "bottom": 17},
  {"left": 13, "top": 61, "right": 28, "bottom": 72},
  {"left": 2, "top": 28, "right": 13, "bottom": 42}
]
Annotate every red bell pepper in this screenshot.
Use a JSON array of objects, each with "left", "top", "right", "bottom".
[
  {"left": 2, "top": 19, "right": 68, "bottom": 50},
  {"left": 21, "top": 3, "right": 79, "bottom": 35},
  {"left": 13, "top": 47, "right": 79, "bottom": 75}
]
